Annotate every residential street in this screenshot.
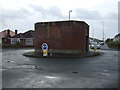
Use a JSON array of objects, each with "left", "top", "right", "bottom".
[{"left": 1, "top": 48, "right": 118, "bottom": 88}]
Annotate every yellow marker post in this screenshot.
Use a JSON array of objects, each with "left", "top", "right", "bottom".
[
  {"left": 94, "top": 43, "right": 97, "bottom": 52},
  {"left": 43, "top": 50, "right": 48, "bottom": 56},
  {"left": 94, "top": 48, "right": 97, "bottom": 52}
]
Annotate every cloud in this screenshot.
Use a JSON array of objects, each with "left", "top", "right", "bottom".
[
  {"left": 28, "top": 5, "right": 66, "bottom": 20},
  {"left": 0, "top": 7, "right": 33, "bottom": 31},
  {"left": 0, "top": 1, "right": 118, "bottom": 39},
  {"left": 74, "top": 8, "right": 101, "bottom": 20},
  {"left": 47, "top": 6, "right": 64, "bottom": 19},
  {"left": 28, "top": 5, "right": 46, "bottom": 15},
  {"left": 1, "top": 8, "right": 31, "bottom": 21},
  {"left": 73, "top": 8, "right": 118, "bottom": 22},
  {"left": 101, "top": 12, "right": 118, "bottom": 21},
  {"left": 0, "top": 7, "right": 32, "bottom": 30},
  {"left": 108, "top": 12, "right": 118, "bottom": 20}
]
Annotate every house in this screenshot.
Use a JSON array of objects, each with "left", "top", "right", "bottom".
[
  {"left": 34, "top": 20, "right": 89, "bottom": 53},
  {"left": 10, "top": 30, "right": 35, "bottom": 46},
  {"left": 0, "top": 29, "right": 16, "bottom": 44},
  {"left": 113, "top": 33, "right": 120, "bottom": 41},
  {"left": 89, "top": 37, "right": 103, "bottom": 44}
]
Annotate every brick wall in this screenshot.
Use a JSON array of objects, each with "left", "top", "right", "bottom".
[{"left": 34, "top": 21, "right": 89, "bottom": 53}]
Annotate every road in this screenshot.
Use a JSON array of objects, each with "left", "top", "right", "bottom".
[{"left": 1, "top": 48, "right": 118, "bottom": 88}]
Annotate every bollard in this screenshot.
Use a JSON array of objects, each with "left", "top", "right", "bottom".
[
  {"left": 50, "top": 49, "right": 52, "bottom": 56},
  {"left": 94, "top": 43, "right": 97, "bottom": 52},
  {"left": 43, "top": 50, "right": 48, "bottom": 56},
  {"left": 94, "top": 48, "right": 97, "bottom": 52}
]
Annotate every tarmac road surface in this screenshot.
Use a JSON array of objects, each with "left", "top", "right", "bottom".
[{"left": 1, "top": 48, "right": 118, "bottom": 88}]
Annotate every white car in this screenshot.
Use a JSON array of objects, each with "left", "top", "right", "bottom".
[{"left": 90, "top": 42, "right": 101, "bottom": 49}]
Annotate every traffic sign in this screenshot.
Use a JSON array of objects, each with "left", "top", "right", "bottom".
[
  {"left": 41, "top": 43, "right": 48, "bottom": 50},
  {"left": 41, "top": 43, "right": 48, "bottom": 56}
]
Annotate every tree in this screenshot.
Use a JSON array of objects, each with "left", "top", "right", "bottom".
[{"left": 106, "top": 38, "right": 113, "bottom": 44}]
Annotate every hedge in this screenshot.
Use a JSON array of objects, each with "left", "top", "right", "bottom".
[{"left": 108, "top": 41, "right": 120, "bottom": 49}]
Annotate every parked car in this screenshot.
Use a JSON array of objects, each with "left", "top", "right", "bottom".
[
  {"left": 100, "top": 42, "right": 104, "bottom": 45},
  {"left": 90, "top": 42, "right": 101, "bottom": 49}
]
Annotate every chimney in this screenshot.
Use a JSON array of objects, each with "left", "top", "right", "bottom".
[
  {"left": 7, "top": 29, "right": 10, "bottom": 37},
  {"left": 15, "top": 29, "right": 18, "bottom": 35}
]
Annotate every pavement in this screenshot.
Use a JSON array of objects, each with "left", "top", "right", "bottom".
[{"left": 23, "top": 51, "right": 100, "bottom": 58}]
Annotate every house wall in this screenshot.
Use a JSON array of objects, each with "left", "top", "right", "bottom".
[
  {"left": 25, "top": 38, "right": 34, "bottom": 45},
  {"left": 10, "top": 38, "right": 34, "bottom": 46},
  {"left": 2, "top": 38, "right": 11, "bottom": 44},
  {"left": 34, "top": 21, "right": 89, "bottom": 53}
]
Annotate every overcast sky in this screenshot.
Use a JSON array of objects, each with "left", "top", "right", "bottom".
[{"left": 0, "top": 0, "right": 119, "bottom": 40}]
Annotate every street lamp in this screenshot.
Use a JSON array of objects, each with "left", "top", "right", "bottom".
[
  {"left": 101, "top": 21, "right": 104, "bottom": 43},
  {"left": 69, "top": 10, "right": 72, "bottom": 20},
  {"left": 92, "top": 29, "right": 94, "bottom": 38}
]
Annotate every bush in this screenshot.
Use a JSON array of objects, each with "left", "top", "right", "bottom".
[
  {"left": 106, "top": 38, "right": 113, "bottom": 44},
  {"left": 15, "top": 41, "right": 21, "bottom": 45},
  {"left": 108, "top": 41, "right": 120, "bottom": 49}
]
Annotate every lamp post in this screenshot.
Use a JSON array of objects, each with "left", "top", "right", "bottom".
[
  {"left": 92, "top": 29, "right": 94, "bottom": 38},
  {"left": 69, "top": 10, "right": 72, "bottom": 20},
  {"left": 101, "top": 21, "right": 104, "bottom": 43}
]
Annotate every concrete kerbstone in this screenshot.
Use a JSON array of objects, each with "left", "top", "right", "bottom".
[{"left": 23, "top": 51, "right": 100, "bottom": 58}]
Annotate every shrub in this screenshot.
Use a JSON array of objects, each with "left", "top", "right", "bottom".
[
  {"left": 15, "top": 41, "right": 21, "bottom": 45},
  {"left": 108, "top": 41, "right": 120, "bottom": 49}
]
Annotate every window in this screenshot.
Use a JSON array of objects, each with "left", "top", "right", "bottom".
[
  {"left": 25, "top": 39, "right": 33, "bottom": 45},
  {"left": 11, "top": 38, "right": 20, "bottom": 44}
]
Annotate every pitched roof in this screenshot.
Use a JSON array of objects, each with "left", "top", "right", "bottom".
[
  {"left": 11, "top": 33, "right": 23, "bottom": 38},
  {"left": 11, "top": 30, "right": 34, "bottom": 38},
  {"left": 0, "top": 29, "right": 15, "bottom": 38},
  {"left": 114, "top": 33, "right": 120, "bottom": 38},
  {"left": 23, "top": 30, "right": 35, "bottom": 38}
]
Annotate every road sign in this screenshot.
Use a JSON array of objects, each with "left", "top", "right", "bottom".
[
  {"left": 42, "top": 43, "right": 48, "bottom": 50},
  {"left": 41, "top": 43, "right": 48, "bottom": 56}
]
